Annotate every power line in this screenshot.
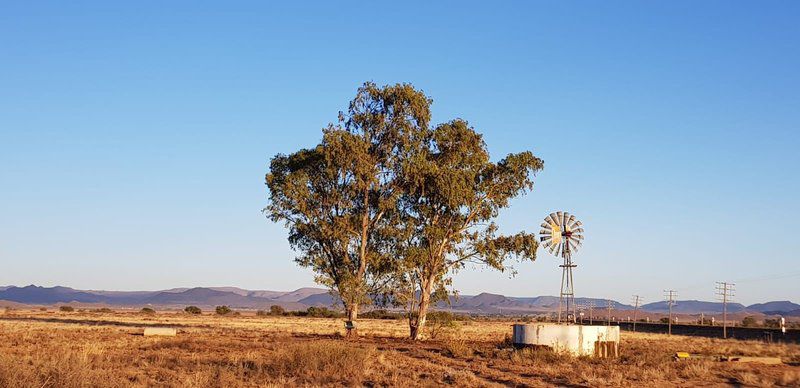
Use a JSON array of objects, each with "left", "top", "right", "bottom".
[
  {"left": 631, "top": 295, "right": 642, "bottom": 332},
  {"left": 715, "top": 282, "right": 735, "bottom": 339},
  {"left": 664, "top": 290, "right": 676, "bottom": 336}
]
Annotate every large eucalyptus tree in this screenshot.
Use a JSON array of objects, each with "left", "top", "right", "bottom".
[
  {"left": 395, "top": 119, "right": 543, "bottom": 340},
  {"left": 265, "top": 82, "right": 430, "bottom": 332}
]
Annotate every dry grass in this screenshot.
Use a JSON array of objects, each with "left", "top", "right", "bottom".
[{"left": 1, "top": 310, "right": 799, "bottom": 387}]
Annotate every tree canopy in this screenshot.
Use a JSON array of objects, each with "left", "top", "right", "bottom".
[{"left": 266, "top": 82, "right": 543, "bottom": 339}]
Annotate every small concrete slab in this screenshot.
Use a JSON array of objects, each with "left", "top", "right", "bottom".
[{"left": 143, "top": 327, "right": 177, "bottom": 336}]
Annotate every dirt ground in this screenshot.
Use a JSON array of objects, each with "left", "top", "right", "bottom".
[{"left": 1, "top": 309, "right": 799, "bottom": 387}]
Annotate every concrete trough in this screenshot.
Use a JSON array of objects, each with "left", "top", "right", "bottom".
[
  {"left": 143, "top": 327, "right": 177, "bottom": 337},
  {"left": 512, "top": 324, "right": 619, "bottom": 357}
]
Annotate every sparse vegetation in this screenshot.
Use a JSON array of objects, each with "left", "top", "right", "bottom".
[
  {"left": 215, "top": 305, "right": 232, "bottom": 315},
  {"left": 302, "top": 306, "right": 341, "bottom": 318},
  {"left": 140, "top": 307, "right": 155, "bottom": 314},
  {"left": 269, "top": 305, "right": 285, "bottom": 316},
  {"left": 59, "top": 306, "right": 74, "bottom": 312},
  {"left": 426, "top": 311, "right": 459, "bottom": 340},
  {"left": 184, "top": 306, "right": 201, "bottom": 315},
  {"left": 1, "top": 310, "right": 798, "bottom": 387}
]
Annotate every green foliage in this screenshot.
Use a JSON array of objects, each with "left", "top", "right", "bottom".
[
  {"left": 265, "top": 82, "right": 543, "bottom": 340},
  {"left": 660, "top": 317, "right": 670, "bottom": 324},
  {"left": 59, "top": 306, "right": 74, "bottom": 312},
  {"left": 304, "top": 306, "right": 342, "bottom": 318},
  {"left": 426, "top": 311, "right": 460, "bottom": 340},
  {"left": 215, "top": 305, "right": 233, "bottom": 315},
  {"left": 741, "top": 316, "right": 758, "bottom": 327},
  {"left": 270, "top": 305, "right": 285, "bottom": 316},
  {"left": 265, "top": 82, "right": 432, "bottom": 322},
  {"left": 140, "top": 307, "right": 155, "bottom": 315},
  {"left": 764, "top": 318, "right": 781, "bottom": 328},
  {"left": 184, "top": 306, "right": 202, "bottom": 314},
  {"left": 360, "top": 309, "right": 403, "bottom": 320},
  {"left": 393, "top": 118, "right": 543, "bottom": 339}
]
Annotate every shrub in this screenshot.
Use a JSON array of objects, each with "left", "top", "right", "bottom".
[
  {"left": 305, "top": 306, "right": 341, "bottom": 318},
  {"left": 360, "top": 309, "right": 403, "bottom": 320},
  {"left": 256, "top": 310, "right": 269, "bottom": 317},
  {"left": 93, "top": 308, "right": 113, "bottom": 313},
  {"left": 59, "top": 306, "right": 74, "bottom": 312},
  {"left": 741, "top": 316, "right": 757, "bottom": 327},
  {"left": 270, "top": 305, "right": 285, "bottom": 316},
  {"left": 140, "top": 307, "right": 155, "bottom": 315},
  {"left": 215, "top": 305, "right": 232, "bottom": 315},
  {"left": 427, "top": 311, "right": 459, "bottom": 340},
  {"left": 184, "top": 306, "right": 202, "bottom": 315}
]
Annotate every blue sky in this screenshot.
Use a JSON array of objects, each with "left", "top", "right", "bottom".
[{"left": 1, "top": 1, "right": 798, "bottom": 304}]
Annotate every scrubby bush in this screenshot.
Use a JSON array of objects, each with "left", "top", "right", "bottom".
[
  {"left": 305, "top": 306, "right": 341, "bottom": 318},
  {"left": 93, "top": 308, "right": 113, "bottom": 313},
  {"left": 140, "top": 307, "right": 155, "bottom": 315},
  {"left": 360, "top": 309, "right": 403, "bottom": 320},
  {"left": 184, "top": 306, "right": 202, "bottom": 315},
  {"left": 215, "top": 305, "right": 232, "bottom": 315},
  {"left": 59, "top": 306, "right": 74, "bottom": 312},
  {"left": 270, "top": 305, "right": 285, "bottom": 316},
  {"left": 742, "top": 316, "right": 758, "bottom": 327},
  {"left": 426, "top": 311, "right": 460, "bottom": 340},
  {"left": 256, "top": 310, "right": 269, "bottom": 317}
]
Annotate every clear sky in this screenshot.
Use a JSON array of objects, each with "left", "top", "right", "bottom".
[{"left": 1, "top": 1, "right": 798, "bottom": 305}]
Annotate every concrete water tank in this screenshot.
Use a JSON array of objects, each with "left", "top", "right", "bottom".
[{"left": 512, "top": 323, "right": 619, "bottom": 357}]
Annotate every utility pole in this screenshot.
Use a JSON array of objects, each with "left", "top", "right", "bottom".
[
  {"left": 715, "top": 282, "right": 735, "bottom": 339},
  {"left": 664, "top": 290, "right": 676, "bottom": 336},
  {"left": 606, "top": 299, "right": 613, "bottom": 327},
  {"left": 631, "top": 295, "right": 642, "bottom": 332}
]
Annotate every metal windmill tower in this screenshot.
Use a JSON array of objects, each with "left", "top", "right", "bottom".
[{"left": 540, "top": 211, "right": 584, "bottom": 324}]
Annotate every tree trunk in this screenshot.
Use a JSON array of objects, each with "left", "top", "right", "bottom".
[
  {"left": 409, "top": 280, "right": 434, "bottom": 340},
  {"left": 345, "top": 303, "right": 359, "bottom": 339}
]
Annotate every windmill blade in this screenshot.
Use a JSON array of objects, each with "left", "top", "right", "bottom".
[
  {"left": 540, "top": 222, "right": 552, "bottom": 231},
  {"left": 570, "top": 228, "right": 585, "bottom": 235},
  {"left": 566, "top": 214, "right": 576, "bottom": 229},
  {"left": 557, "top": 212, "right": 565, "bottom": 227},
  {"left": 568, "top": 238, "right": 580, "bottom": 252},
  {"left": 549, "top": 241, "right": 559, "bottom": 255},
  {"left": 546, "top": 213, "right": 559, "bottom": 227}
]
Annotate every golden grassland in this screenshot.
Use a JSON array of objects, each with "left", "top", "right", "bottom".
[{"left": 1, "top": 309, "right": 799, "bottom": 387}]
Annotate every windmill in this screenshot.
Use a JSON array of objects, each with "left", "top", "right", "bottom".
[{"left": 540, "top": 211, "right": 584, "bottom": 324}]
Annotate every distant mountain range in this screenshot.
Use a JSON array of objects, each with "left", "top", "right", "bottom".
[
  {"left": 1, "top": 285, "right": 798, "bottom": 316},
  {"left": 0, "top": 285, "right": 332, "bottom": 310}
]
